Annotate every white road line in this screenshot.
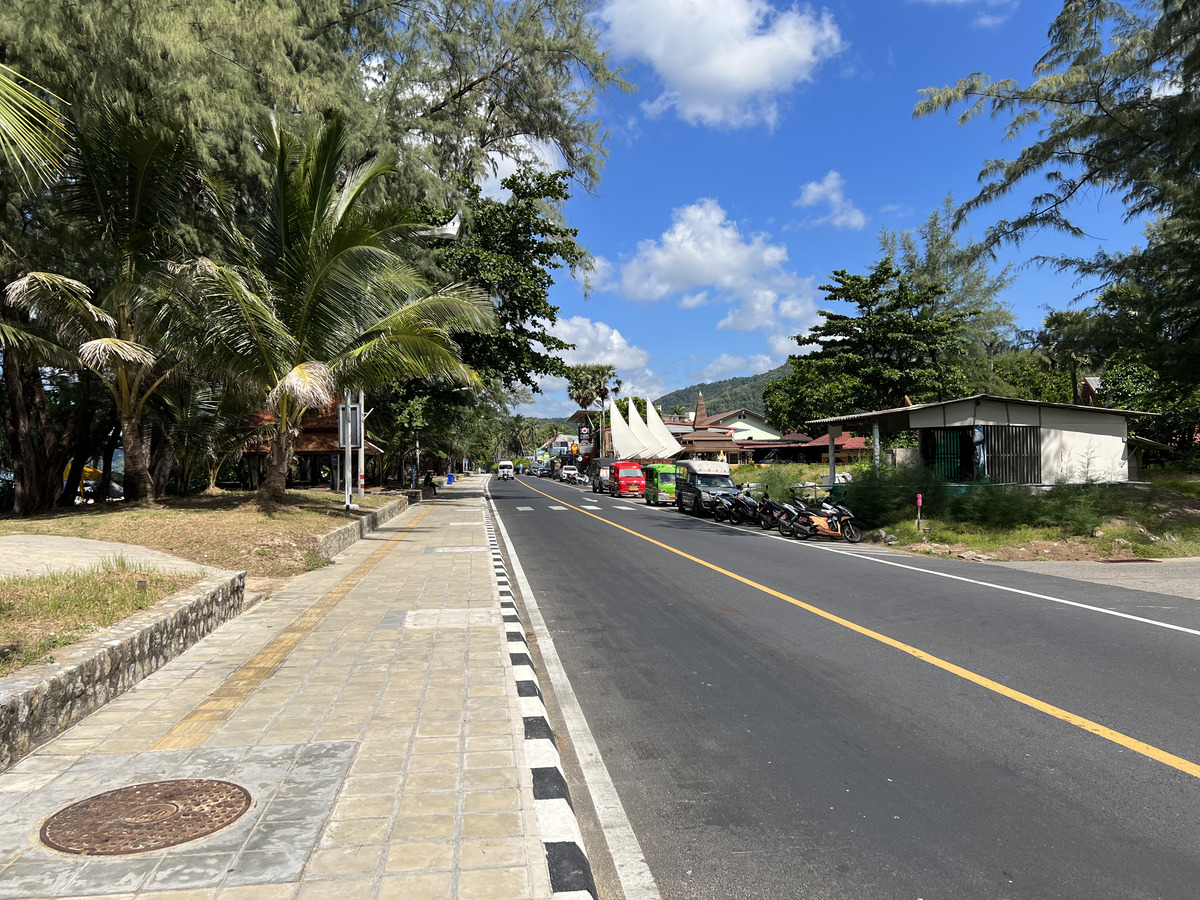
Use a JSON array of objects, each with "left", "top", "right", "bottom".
[
  {"left": 489, "top": 500, "right": 661, "bottom": 900},
  {"left": 580, "top": 505, "right": 603, "bottom": 510},
  {"left": 548, "top": 505, "right": 568, "bottom": 510},
  {"left": 516, "top": 506, "right": 534, "bottom": 511},
  {"left": 710, "top": 519, "right": 1200, "bottom": 638}
]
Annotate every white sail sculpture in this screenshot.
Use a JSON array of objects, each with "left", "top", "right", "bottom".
[
  {"left": 626, "top": 401, "right": 663, "bottom": 459},
  {"left": 608, "top": 400, "right": 647, "bottom": 459},
  {"left": 645, "top": 398, "right": 684, "bottom": 458}
]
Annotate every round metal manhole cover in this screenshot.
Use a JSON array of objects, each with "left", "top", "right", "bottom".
[{"left": 40, "top": 779, "right": 252, "bottom": 855}]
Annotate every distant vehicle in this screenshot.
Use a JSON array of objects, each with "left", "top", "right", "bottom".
[
  {"left": 608, "top": 460, "right": 645, "bottom": 498},
  {"left": 497, "top": 459, "right": 514, "bottom": 480},
  {"left": 588, "top": 457, "right": 616, "bottom": 493},
  {"left": 642, "top": 463, "right": 682, "bottom": 505},
  {"left": 558, "top": 465, "right": 579, "bottom": 482},
  {"left": 675, "top": 459, "right": 738, "bottom": 516}
]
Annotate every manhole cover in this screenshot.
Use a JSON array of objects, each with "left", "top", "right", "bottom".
[{"left": 41, "top": 779, "right": 252, "bottom": 855}]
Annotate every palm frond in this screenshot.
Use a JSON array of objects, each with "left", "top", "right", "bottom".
[
  {"left": 0, "top": 63, "right": 66, "bottom": 190},
  {"left": 268, "top": 361, "right": 335, "bottom": 410},
  {"left": 79, "top": 337, "right": 157, "bottom": 369}
]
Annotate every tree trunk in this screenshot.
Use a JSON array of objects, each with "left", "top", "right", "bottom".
[
  {"left": 257, "top": 426, "right": 296, "bottom": 507},
  {"left": 2, "top": 340, "right": 68, "bottom": 516},
  {"left": 119, "top": 413, "right": 155, "bottom": 503},
  {"left": 57, "top": 377, "right": 101, "bottom": 508}
]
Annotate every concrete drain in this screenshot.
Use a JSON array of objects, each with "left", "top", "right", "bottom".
[{"left": 40, "top": 779, "right": 252, "bottom": 855}]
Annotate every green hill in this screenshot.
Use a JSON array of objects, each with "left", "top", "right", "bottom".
[{"left": 654, "top": 362, "right": 792, "bottom": 417}]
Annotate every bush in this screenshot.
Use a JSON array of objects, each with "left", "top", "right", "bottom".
[{"left": 845, "top": 467, "right": 1129, "bottom": 535}]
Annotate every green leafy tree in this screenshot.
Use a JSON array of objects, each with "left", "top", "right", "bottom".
[
  {"left": 763, "top": 259, "right": 971, "bottom": 433},
  {"left": 437, "top": 169, "right": 583, "bottom": 392},
  {"left": 915, "top": 2, "right": 1200, "bottom": 384},
  {"left": 196, "top": 117, "right": 495, "bottom": 507},
  {"left": 878, "top": 195, "right": 1016, "bottom": 386},
  {"left": 1035, "top": 308, "right": 1105, "bottom": 404},
  {"left": 1096, "top": 353, "right": 1200, "bottom": 449},
  {"left": 0, "top": 63, "right": 66, "bottom": 190}
]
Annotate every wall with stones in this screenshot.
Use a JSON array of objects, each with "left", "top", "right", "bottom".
[{"left": 0, "top": 571, "right": 246, "bottom": 772}]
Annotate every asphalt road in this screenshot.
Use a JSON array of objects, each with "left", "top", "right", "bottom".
[{"left": 489, "top": 474, "right": 1200, "bottom": 900}]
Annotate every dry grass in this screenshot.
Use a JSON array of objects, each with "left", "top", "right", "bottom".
[
  {"left": 0, "top": 488, "right": 401, "bottom": 578},
  {"left": 0, "top": 560, "right": 201, "bottom": 675}
]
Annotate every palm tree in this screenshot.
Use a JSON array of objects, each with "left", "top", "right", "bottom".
[
  {"left": 566, "top": 363, "right": 620, "bottom": 456},
  {"left": 7, "top": 106, "right": 200, "bottom": 503},
  {"left": 195, "top": 117, "right": 495, "bottom": 507}
]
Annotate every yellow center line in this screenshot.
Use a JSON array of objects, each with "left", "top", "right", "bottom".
[
  {"left": 151, "top": 503, "right": 436, "bottom": 750},
  {"left": 516, "top": 481, "right": 1200, "bottom": 780}
]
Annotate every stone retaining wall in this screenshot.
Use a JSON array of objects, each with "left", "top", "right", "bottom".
[
  {"left": 307, "top": 496, "right": 411, "bottom": 559},
  {"left": 0, "top": 571, "right": 246, "bottom": 772}
]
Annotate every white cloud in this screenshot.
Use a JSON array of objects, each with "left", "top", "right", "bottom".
[
  {"left": 695, "top": 352, "right": 778, "bottom": 382},
  {"left": 795, "top": 170, "right": 867, "bottom": 230},
  {"left": 600, "top": 0, "right": 845, "bottom": 128},
  {"left": 550, "top": 316, "right": 651, "bottom": 370},
  {"left": 909, "top": 0, "right": 1018, "bottom": 28},
  {"left": 613, "top": 198, "right": 819, "bottom": 343}
]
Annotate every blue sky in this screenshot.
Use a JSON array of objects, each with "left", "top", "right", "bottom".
[{"left": 507, "top": 0, "right": 1142, "bottom": 418}]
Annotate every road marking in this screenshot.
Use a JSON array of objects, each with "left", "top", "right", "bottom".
[
  {"left": 548, "top": 505, "right": 567, "bottom": 510},
  {"left": 488, "top": 495, "right": 661, "bottom": 900},
  {"left": 518, "top": 480, "right": 1200, "bottom": 781},
  {"left": 516, "top": 506, "right": 534, "bottom": 511},
  {"left": 581, "top": 505, "right": 602, "bottom": 510}
]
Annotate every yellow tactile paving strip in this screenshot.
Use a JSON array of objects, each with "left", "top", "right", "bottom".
[{"left": 151, "top": 504, "right": 436, "bottom": 751}]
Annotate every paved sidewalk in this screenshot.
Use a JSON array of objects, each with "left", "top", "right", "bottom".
[{"left": 0, "top": 479, "right": 566, "bottom": 899}]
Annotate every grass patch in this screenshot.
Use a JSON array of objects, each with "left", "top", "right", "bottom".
[
  {"left": 837, "top": 467, "right": 1200, "bottom": 559},
  {"left": 0, "top": 488, "right": 403, "bottom": 578},
  {"left": 0, "top": 559, "right": 201, "bottom": 676}
]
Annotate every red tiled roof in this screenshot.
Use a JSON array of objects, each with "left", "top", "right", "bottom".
[{"left": 799, "top": 435, "right": 869, "bottom": 450}]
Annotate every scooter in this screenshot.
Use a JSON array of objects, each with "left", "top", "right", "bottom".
[
  {"left": 712, "top": 493, "right": 737, "bottom": 523},
  {"left": 728, "top": 489, "right": 759, "bottom": 525},
  {"left": 789, "top": 488, "right": 863, "bottom": 542},
  {"left": 756, "top": 490, "right": 809, "bottom": 535}
]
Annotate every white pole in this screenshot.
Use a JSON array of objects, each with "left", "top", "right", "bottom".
[
  {"left": 872, "top": 421, "right": 881, "bottom": 475},
  {"left": 357, "top": 389, "right": 365, "bottom": 498},
  {"left": 343, "top": 390, "right": 352, "bottom": 510}
]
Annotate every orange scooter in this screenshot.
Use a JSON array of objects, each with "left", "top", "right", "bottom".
[{"left": 788, "top": 487, "right": 863, "bottom": 543}]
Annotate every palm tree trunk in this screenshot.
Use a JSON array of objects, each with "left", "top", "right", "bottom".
[
  {"left": 257, "top": 427, "right": 295, "bottom": 507},
  {"left": 119, "top": 414, "right": 155, "bottom": 503}
]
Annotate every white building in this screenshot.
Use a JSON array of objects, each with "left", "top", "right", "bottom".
[{"left": 808, "top": 394, "right": 1152, "bottom": 484}]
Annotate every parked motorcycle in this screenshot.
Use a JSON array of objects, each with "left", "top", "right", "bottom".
[
  {"left": 756, "top": 490, "right": 809, "bottom": 536},
  {"left": 712, "top": 493, "right": 737, "bottom": 522},
  {"left": 728, "top": 488, "right": 759, "bottom": 525},
  {"left": 789, "top": 488, "right": 863, "bottom": 542}
]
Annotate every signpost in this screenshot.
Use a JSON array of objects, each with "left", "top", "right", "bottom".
[{"left": 338, "top": 397, "right": 362, "bottom": 510}]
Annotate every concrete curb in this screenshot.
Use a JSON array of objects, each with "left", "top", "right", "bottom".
[
  {"left": 484, "top": 507, "right": 598, "bottom": 900},
  {"left": 0, "top": 570, "right": 247, "bottom": 772},
  {"left": 307, "top": 496, "right": 412, "bottom": 559}
]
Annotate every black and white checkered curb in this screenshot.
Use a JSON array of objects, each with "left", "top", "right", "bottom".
[{"left": 484, "top": 508, "right": 597, "bottom": 900}]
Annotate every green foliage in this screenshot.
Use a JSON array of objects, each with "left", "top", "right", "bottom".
[
  {"left": 984, "top": 352, "right": 1073, "bottom": 403},
  {"left": 196, "top": 117, "right": 495, "bottom": 505},
  {"left": 1098, "top": 353, "right": 1200, "bottom": 448},
  {"left": 915, "top": 2, "right": 1200, "bottom": 387},
  {"left": 763, "top": 258, "right": 971, "bottom": 432},
  {"left": 437, "top": 169, "right": 583, "bottom": 391},
  {"left": 614, "top": 397, "right": 647, "bottom": 419},
  {"left": 878, "top": 195, "right": 1016, "bottom": 357},
  {"left": 848, "top": 466, "right": 1129, "bottom": 535},
  {"left": 655, "top": 362, "right": 791, "bottom": 418}
]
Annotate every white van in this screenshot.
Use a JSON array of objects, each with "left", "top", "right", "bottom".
[
  {"left": 675, "top": 459, "right": 737, "bottom": 516},
  {"left": 497, "top": 459, "right": 514, "bottom": 480}
]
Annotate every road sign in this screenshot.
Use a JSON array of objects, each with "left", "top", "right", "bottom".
[{"left": 338, "top": 404, "right": 362, "bottom": 449}]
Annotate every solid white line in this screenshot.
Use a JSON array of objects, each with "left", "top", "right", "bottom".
[
  {"left": 710, "top": 519, "right": 1200, "bottom": 638},
  {"left": 489, "top": 495, "right": 661, "bottom": 900}
]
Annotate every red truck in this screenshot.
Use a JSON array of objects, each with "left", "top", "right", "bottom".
[{"left": 608, "top": 460, "right": 646, "bottom": 498}]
